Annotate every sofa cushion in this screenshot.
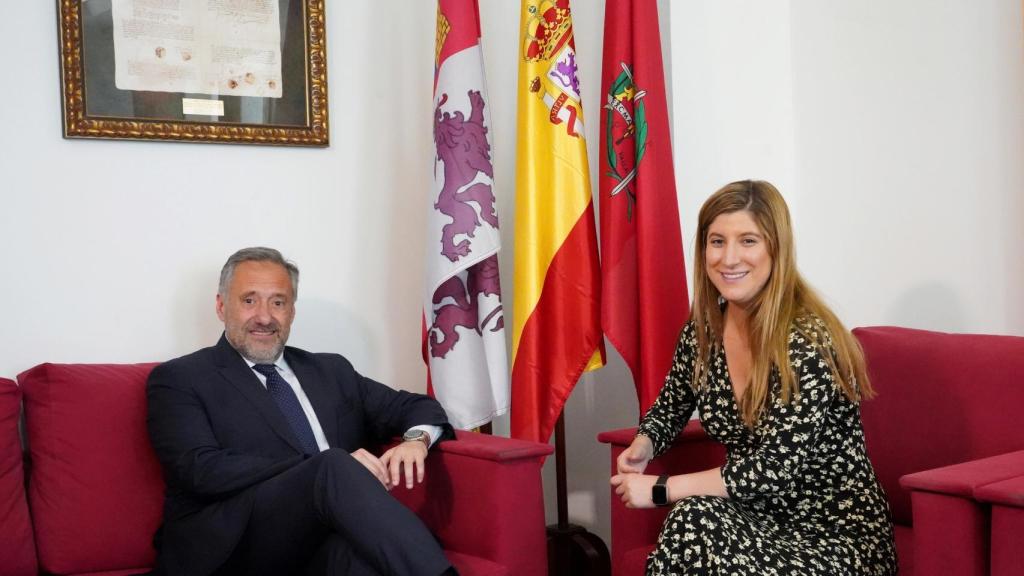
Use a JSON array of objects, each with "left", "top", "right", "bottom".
[
  {"left": 0, "top": 377, "right": 37, "bottom": 576},
  {"left": 855, "top": 327, "right": 1024, "bottom": 525},
  {"left": 19, "top": 363, "right": 164, "bottom": 575}
]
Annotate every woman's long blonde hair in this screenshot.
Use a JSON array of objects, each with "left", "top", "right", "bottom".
[{"left": 690, "top": 180, "right": 873, "bottom": 428}]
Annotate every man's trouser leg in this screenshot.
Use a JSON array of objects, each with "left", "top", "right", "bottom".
[{"left": 227, "top": 448, "right": 452, "bottom": 576}]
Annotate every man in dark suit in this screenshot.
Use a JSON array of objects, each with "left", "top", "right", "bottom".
[{"left": 147, "top": 247, "right": 456, "bottom": 576}]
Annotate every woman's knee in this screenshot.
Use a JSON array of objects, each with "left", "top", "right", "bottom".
[
  {"left": 668, "top": 495, "right": 730, "bottom": 525},
  {"left": 659, "top": 495, "right": 734, "bottom": 542}
]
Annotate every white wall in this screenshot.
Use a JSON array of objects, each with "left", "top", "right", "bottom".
[
  {"left": 2, "top": 0, "right": 1022, "bottom": 551},
  {"left": 0, "top": 2, "right": 439, "bottom": 389},
  {"left": 673, "top": 0, "right": 1024, "bottom": 337},
  {"left": 789, "top": 0, "right": 1024, "bottom": 334}
]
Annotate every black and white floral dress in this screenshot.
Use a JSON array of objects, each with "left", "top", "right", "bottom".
[{"left": 638, "top": 318, "right": 897, "bottom": 575}]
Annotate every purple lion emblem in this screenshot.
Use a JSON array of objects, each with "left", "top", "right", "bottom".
[
  {"left": 551, "top": 51, "right": 580, "bottom": 95},
  {"left": 429, "top": 255, "right": 504, "bottom": 359},
  {"left": 433, "top": 90, "right": 500, "bottom": 263}
]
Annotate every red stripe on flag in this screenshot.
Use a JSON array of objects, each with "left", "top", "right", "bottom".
[
  {"left": 511, "top": 205, "right": 604, "bottom": 444},
  {"left": 436, "top": 0, "right": 481, "bottom": 76}
]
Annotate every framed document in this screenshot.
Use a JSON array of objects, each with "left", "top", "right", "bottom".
[{"left": 57, "top": 0, "right": 329, "bottom": 146}]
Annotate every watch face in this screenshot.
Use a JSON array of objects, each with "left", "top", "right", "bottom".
[
  {"left": 403, "top": 430, "right": 425, "bottom": 442},
  {"left": 652, "top": 484, "right": 668, "bottom": 506},
  {"left": 652, "top": 475, "right": 669, "bottom": 506}
]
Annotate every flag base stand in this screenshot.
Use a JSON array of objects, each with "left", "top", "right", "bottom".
[
  {"left": 546, "top": 523, "right": 610, "bottom": 575},
  {"left": 546, "top": 413, "right": 611, "bottom": 576}
]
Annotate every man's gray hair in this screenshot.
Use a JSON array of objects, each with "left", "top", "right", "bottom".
[{"left": 219, "top": 247, "right": 300, "bottom": 298}]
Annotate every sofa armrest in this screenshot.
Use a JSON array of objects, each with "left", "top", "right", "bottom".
[
  {"left": 389, "top": 430, "right": 552, "bottom": 575},
  {"left": 898, "top": 450, "right": 1024, "bottom": 576},
  {"left": 975, "top": 474, "right": 1024, "bottom": 508},
  {"left": 597, "top": 421, "right": 712, "bottom": 448},
  {"left": 598, "top": 422, "right": 725, "bottom": 576},
  {"left": 434, "top": 430, "right": 554, "bottom": 461},
  {"left": 900, "top": 449, "right": 1024, "bottom": 498},
  {"left": 975, "top": 475, "right": 1024, "bottom": 576}
]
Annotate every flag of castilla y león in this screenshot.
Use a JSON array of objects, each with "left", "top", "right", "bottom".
[
  {"left": 424, "top": 0, "right": 509, "bottom": 430},
  {"left": 511, "top": 0, "right": 605, "bottom": 444},
  {"left": 600, "top": 0, "right": 688, "bottom": 415}
]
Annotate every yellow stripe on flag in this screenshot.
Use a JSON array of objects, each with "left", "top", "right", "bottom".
[{"left": 512, "top": 0, "right": 596, "bottom": 364}]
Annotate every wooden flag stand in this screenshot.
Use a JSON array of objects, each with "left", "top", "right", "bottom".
[{"left": 546, "top": 412, "right": 611, "bottom": 575}]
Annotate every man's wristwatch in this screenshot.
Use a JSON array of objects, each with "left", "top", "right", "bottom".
[
  {"left": 402, "top": 429, "right": 430, "bottom": 448},
  {"left": 652, "top": 474, "right": 670, "bottom": 507}
]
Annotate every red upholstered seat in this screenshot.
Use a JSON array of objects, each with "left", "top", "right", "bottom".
[
  {"left": 621, "top": 546, "right": 654, "bottom": 575},
  {"left": 599, "top": 326, "right": 1024, "bottom": 576},
  {"left": 858, "top": 327, "right": 1024, "bottom": 576},
  {"left": 390, "top": 431, "right": 552, "bottom": 575},
  {"left": 892, "top": 525, "right": 914, "bottom": 576},
  {"left": 0, "top": 377, "right": 37, "bottom": 576},
  {"left": 16, "top": 362, "right": 550, "bottom": 576},
  {"left": 445, "top": 550, "right": 510, "bottom": 576},
  {"left": 20, "top": 363, "right": 164, "bottom": 575}
]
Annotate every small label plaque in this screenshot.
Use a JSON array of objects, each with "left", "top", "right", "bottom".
[{"left": 182, "top": 98, "right": 225, "bottom": 117}]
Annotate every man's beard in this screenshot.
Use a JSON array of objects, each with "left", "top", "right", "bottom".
[{"left": 228, "top": 321, "right": 288, "bottom": 364}]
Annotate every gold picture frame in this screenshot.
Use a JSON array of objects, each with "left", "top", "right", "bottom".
[{"left": 57, "top": 0, "right": 329, "bottom": 146}]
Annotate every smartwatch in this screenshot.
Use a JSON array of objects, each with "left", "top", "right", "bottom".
[{"left": 652, "top": 474, "right": 670, "bottom": 507}]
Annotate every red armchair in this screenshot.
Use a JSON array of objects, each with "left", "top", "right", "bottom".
[
  {"left": 599, "top": 326, "right": 1024, "bottom": 576},
  {"left": 2, "top": 363, "right": 551, "bottom": 576},
  {"left": 859, "top": 327, "right": 1024, "bottom": 576},
  {"left": 596, "top": 422, "right": 724, "bottom": 575}
]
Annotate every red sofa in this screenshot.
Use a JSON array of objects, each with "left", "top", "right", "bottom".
[
  {"left": 598, "top": 326, "right": 1024, "bottom": 576},
  {"left": 0, "top": 363, "right": 552, "bottom": 576}
]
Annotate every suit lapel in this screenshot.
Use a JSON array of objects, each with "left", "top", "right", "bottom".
[
  {"left": 287, "top": 350, "right": 339, "bottom": 448},
  {"left": 213, "top": 334, "right": 305, "bottom": 454}
]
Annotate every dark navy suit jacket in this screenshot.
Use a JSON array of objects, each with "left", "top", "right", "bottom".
[{"left": 146, "top": 334, "right": 453, "bottom": 576}]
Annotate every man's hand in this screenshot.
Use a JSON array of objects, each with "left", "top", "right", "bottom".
[
  {"left": 610, "top": 473, "right": 659, "bottom": 509},
  {"left": 617, "top": 434, "right": 654, "bottom": 474},
  {"left": 350, "top": 448, "right": 393, "bottom": 490},
  {"left": 381, "top": 439, "right": 429, "bottom": 489}
]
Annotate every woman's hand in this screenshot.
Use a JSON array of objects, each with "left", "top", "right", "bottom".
[
  {"left": 617, "top": 434, "right": 654, "bottom": 474},
  {"left": 610, "top": 473, "right": 659, "bottom": 509}
]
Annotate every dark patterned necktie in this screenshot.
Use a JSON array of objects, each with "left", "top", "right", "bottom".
[{"left": 252, "top": 364, "right": 319, "bottom": 455}]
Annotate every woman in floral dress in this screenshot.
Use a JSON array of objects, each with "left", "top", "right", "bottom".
[{"left": 611, "top": 180, "right": 897, "bottom": 575}]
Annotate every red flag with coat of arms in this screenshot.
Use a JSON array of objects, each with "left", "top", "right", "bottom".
[
  {"left": 600, "top": 0, "right": 689, "bottom": 415},
  {"left": 424, "top": 0, "right": 509, "bottom": 429}
]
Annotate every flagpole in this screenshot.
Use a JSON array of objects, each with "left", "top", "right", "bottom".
[
  {"left": 555, "top": 414, "right": 569, "bottom": 529},
  {"left": 546, "top": 411, "right": 611, "bottom": 575}
]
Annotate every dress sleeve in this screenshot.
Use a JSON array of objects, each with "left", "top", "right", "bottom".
[
  {"left": 721, "top": 325, "right": 838, "bottom": 500},
  {"left": 636, "top": 322, "right": 699, "bottom": 457}
]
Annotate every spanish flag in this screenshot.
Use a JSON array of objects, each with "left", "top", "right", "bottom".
[{"left": 511, "top": 0, "right": 605, "bottom": 444}]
